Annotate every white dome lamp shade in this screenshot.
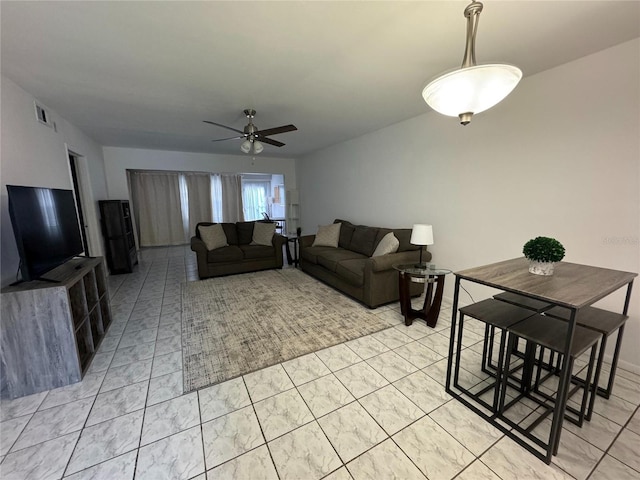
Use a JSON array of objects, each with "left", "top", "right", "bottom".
[
  {"left": 422, "top": 1, "right": 522, "bottom": 125},
  {"left": 240, "top": 139, "right": 252, "bottom": 154},
  {"left": 240, "top": 138, "right": 264, "bottom": 155},
  {"left": 253, "top": 140, "right": 264, "bottom": 154}
]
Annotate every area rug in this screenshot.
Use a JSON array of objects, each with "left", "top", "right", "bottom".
[{"left": 181, "top": 268, "right": 389, "bottom": 392}]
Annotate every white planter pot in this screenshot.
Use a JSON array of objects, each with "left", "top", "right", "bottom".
[{"left": 529, "top": 260, "right": 555, "bottom": 276}]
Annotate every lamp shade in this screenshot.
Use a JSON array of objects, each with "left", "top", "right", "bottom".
[
  {"left": 410, "top": 224, "right": 434, "bottom": 246},
  {"left": 240, "top": 139, "right": 252, "bottom": 153},
  {"left": 422, "top": 64, "right": 522, "bottom": 120},
  {"left": 241, "top": 139, "right": 264, "bottom": 154}
]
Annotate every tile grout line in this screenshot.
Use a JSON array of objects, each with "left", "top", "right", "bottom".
[
  {"left": 3, "top": 249, "right": 640, "bottom": 479},
  {"left": 584, "top": 402, "right": 640, "bottom": 479}
]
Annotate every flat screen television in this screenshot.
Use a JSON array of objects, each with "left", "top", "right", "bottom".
[{"left": 7, "top": 185, "right": 85, "bottom": 282}]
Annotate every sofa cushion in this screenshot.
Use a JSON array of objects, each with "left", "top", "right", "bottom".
[
  {"left": 239, "top": 244, "right": 275, "bottom": 260},
  {"left": 312, "top": 223, "right": 341, "bottom": 247},
  {"left": 236, "top": 222, "right": 255, "bottom": 245},
  {"left": 372, "top": 232, "right": 399, "bottom": 257},
  {"left": 251, "top": 222, "right": 276, "bottom": 246},
  {"left": 206, "top": 245, "right": 243, "bottom": 263},
  {"left": 221, "top": 223, "right": 239, "bottom": 245},
  {"left": 350, "top": 226, "right": 379, "bottom": 256},
  {"left": 335, "top": 258, "right": 367, "bottom": 287},
  {"left": 317, "top": 249, "right": 367, "bottom": 272},
  {"left": 300, "top": 245, "right": 336, "bottom": 264},
  {"left": 334, "top": 219, "right": 355, "bottom": 248},
  {"left": 199, "top": 224, "right": 228, "bottom": 251}
]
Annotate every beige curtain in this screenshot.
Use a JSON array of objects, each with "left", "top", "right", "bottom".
[
  {"left": 221, "top": 174, "right": 245, "bottom": 222},
  {"left": 211, "top": 174, "right": 223, "bottom": 222},
  {"left": 185, "top": 173, "right": 213, "bottom": 235},
  {"left": 129, "top": 171, "right": 186, "bottom": 246}
]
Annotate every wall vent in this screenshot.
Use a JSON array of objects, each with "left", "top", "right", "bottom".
[{"left": 34, "top": 102, "right": 53, "bottom": 128}]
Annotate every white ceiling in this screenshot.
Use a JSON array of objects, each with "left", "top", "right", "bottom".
[{"left": 2, "top": 1, "right": 639, "bottom": 158}]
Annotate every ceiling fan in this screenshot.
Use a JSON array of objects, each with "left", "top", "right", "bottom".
[{"left": 204, "top": 109, "right": 297, "bottom": 154}]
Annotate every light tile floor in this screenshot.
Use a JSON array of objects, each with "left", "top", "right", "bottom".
[{"left": 1, "top": 246, "right": 639, "bottom": 480}]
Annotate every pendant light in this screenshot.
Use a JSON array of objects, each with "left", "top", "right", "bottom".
[{"left": 422, "top": 1, "right": 522, "bottom": 125}]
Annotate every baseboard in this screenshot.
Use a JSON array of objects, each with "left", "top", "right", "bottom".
[{"left": 615, "top": 358, "right": 640, "bottom": 375}]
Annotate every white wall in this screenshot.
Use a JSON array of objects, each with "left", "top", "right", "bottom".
[
  {"left": 102, "top": 146, "right": 296, "bottom": 207},
  {"left": 1, "top": 76, "right": 109, "bottom": 286},
  {"left": 297, "top": 39, "right": 640, "bottom": 370}
]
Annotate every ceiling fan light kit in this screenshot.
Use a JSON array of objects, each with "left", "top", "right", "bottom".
[
  {"left": 204, "top": 108, "right": 297, "bottom": 155},
  {"left": 240, "top": 139, "right": 264, "bottom": 154},
  {"left": 422, "top": 1, "right": 522, "bottom": 125}
]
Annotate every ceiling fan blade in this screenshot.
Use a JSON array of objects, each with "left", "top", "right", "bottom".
[
  {"left": 254, "top": 124, "right": 297, "bottom": 137},
  {"left": 211, "top": 135, "right": 245, "bottom": 142},
  {"left": 258, "top": 137, "right": 285, "bottom": 147},
  {"left": 203, "top": 120, "right": 244, "bottom": 134}
]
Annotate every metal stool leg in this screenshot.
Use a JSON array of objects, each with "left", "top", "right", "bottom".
[
  {"left": 481, "top": 324, "right": 492, "bottom": 374},
  {"left": 576, "top": 343, "right": 598, "bottom": 427},
  {"left": 453, "top": 313, "right": 465, "bottom": 389},
  {"left": 493, "top": 328, "right": 509, "bottom": 412},
  {"left": 498, "top": 333, "right": 517, "bottom": 413},
  {"left": 600, "top": 324, "right": 625, "bottom": 398}
]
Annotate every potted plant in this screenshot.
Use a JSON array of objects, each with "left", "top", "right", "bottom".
[{"left": 523, "top": 236, "right": 565, "bottom": 275}]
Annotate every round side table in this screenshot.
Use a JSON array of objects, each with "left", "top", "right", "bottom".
[{"left": 393, "top": 264, "right": 452, "bottom": 327}]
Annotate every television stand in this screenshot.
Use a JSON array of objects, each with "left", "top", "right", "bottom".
[
  {"left": 35, "top": 276, "right": 62, "bottom": 283},
  {"left": 1, "top": 257, "right": 112, "bottom": 399}
]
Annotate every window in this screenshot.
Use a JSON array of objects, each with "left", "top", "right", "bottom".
[
  {"left": 242, "top": 180, "right": 271, "bottom": 221},
  {"left": 128, "top": 170, "right": 283, "bottom": 246}
]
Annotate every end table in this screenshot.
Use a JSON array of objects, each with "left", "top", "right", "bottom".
[
  {"left": 393, "top": 264, "right": 452, "bottom": 327},
  {"left": 286, "top": 236, "right": 299, "bottom": 267}
]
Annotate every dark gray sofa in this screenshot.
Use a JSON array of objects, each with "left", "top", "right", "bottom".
[
  {"left": 190, "top": 221, "right": 286, "bottom": 279},
  {"left": 299, "top": 219, "right": 429, "bottom": 308}
]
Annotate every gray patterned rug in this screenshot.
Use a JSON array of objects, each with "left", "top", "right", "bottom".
[{"left": 181, "top": 268, "right": 389, "bottom": 392}]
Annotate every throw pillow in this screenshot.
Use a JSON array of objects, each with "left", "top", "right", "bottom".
[
  {"left": 371, "top": 232, "right": 399, "bottom": 257},
  {"left": 312, "top": 223, "right": 341, "bottom": 247},
  {"left": 199, "top": 224, "right": 228, "bottom": 251},
  {"left": 251, "top": 222, "right": 276, "bottom": 246}
]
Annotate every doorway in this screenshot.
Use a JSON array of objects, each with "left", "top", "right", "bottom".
[{"left": 68, "top": 153, "right": 90, "bottom": 255}]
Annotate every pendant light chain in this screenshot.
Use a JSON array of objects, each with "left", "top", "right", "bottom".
[{"left": 461, "top": 2, "right": 483, "bottom": 68}]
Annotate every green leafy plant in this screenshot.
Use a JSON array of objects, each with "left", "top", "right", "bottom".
[{"left": 523, "top": 236, "right": 565, "bottom": 263}]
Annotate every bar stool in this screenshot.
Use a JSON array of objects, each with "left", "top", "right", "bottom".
[
  {"left": 493, "top": 292, "right": 554, "bottom": 313},
  {"left": 498, "top": 313, "right": 601, "bottom": 461},
  {"left": 454, "top": 299, "right": 535, "bottom": 412},
  {"left": 543, "top": 305, "right": 628, "bottom": 419},
  {"left": 493, "top": 292, "right": 557, "bottom": 381}
]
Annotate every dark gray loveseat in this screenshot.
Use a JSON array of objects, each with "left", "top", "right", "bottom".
[
  {"left": 299, "top": 219, "right": 429, "bottom": 308},
  {"left": 191, "top": 221, "right": 286, "bottom": 279}
]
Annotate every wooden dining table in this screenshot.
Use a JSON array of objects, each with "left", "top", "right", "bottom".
[{"left": 445, "top": 257, "right": 636, "bottom": 463}]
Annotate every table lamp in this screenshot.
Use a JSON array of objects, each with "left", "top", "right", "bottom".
[{"left": 410, "top": 224, "right": 434, "bottom": 268}]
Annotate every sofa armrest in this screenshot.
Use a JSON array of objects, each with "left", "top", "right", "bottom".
[
  {"left": 190, "top": 236, "right": 209, "bottom": 278},
  {"left": 273, "top": 233, "right": 286, "bottom": 248},
  {"left": 271, "top": 234, "right": 286, "bottom": 266},
  {"left": 368, "top": 249, "right": 432, "bottom": 273},
  {"left": 190, "top": 236, "right": 208, "bottom": 254},
  {"left": 299, "top": 235, "right": 315, "bottom": 248}
]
